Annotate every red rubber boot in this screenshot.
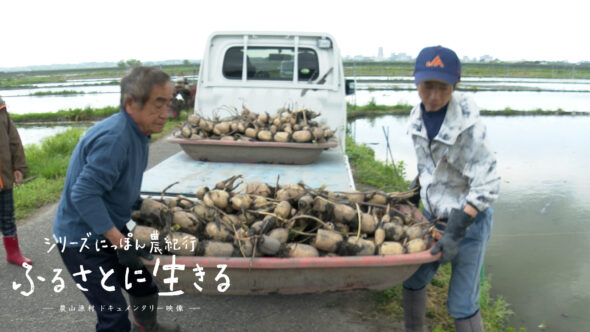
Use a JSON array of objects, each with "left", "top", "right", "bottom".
[{"left": 3, "top": 236, "right": 32, "bottom": 266}]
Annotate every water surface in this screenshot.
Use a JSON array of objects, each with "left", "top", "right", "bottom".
[{"left": 351, "top": 115, "right": 590, "bottom": 331}]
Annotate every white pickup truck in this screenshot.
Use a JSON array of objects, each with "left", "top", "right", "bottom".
[
  {"left": 141, "top": 31, "right": 356, "bottom": 197},
  {"left": 137, "top": 32, "right": 441, "bottom": 295}
]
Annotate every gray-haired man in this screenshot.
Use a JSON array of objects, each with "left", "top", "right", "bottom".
[{"left": 54, "top": 67, "right": 180, "bottom": 332}]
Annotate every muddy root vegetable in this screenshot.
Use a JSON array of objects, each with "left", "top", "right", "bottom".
[
  {"left": 274, "top": 201, "right": 292, "bottom": 219},
  {"left": 360, "top": 213, "right": 378, "bottom": 234},
  {"left": 205, "top": 222, "right": 233, "bottom": 241},
  {"left": 311, "top": 127, "right": 324, "bottom": 141},
  {"left": 313, "top": 229, "right": 343, "bottom": 253},
  {"left": 197, "top": 240, "right": 237, "bottom": 257},
  {"left": 378, "top": 241, "right": 404, "bottom": 255},
  {"left": 334, "top": 223, "right": 350, "bottom": 234},
  {"left": 245, "top": 127, "right": 258, "bottom": 139},
  {"left": 251, "top": 195, "right": 270, "bottom": 209},
  {"left": 205, "top": 190, "right": 230, "bottom": 209},
  {"left": 230, "top": 193, "right": 252, "bottom": 211},
  {"left": 175, "top": 195, "right": 194, "bottom": 209},
  {"left": 248, "top": 220, "right": 264, "bottom": 236},
  {"left": 268, "top": 228, "right": 289, "bottom": 244},
  {"left": 213, "top": 122, "right": 231, "bottom": 136},
  {"left": 135, "top": 198, "right": 172, "bottom": 231},
  {"left": 181, "top": 124, "right": 192, "bottom": 138},
  {"left": 344, "top": 191, "right": 365, "bottom": 204},
  {"left": 172, "top": 211, "right": 200, "bottom": 234},
  {"left": 192, "top": 203, "right": 217, "bottom": 222},
  {"left": 237, "top": 212, "right": 256, "bottom": 225},
  {"left": 383, "top": 222, "right": 404, "bottom": 241},
  {"left": 275, "top": 185, "right": 306, "bottom": 202},
  {"left": 312, "top": 196, "right": 333, "bottom": 215},
  {"left": 257, "top": 130, "right": 272, "bottom": 141},
  {"left": 257, "top": 113, "right": 269, "bottom": 126},
  {"left": 246, "top": 183, "right": 272, "bottom": 197},
  {"left": 297, "top": 194, "right": 314, "bottom": 213},
  {"left": 374, "top": 227, "right": 386, "bottom": 246},
  {"left": 282, "top": 243, "right": 319, "bottom": 258},
  {"left": 164, "top": 198, "right": 177, "bottom": 209},
  {"left": 187, "top": 114, "right": 200, "bottom": 126},
  {"left": 333, "top": 204, "right": 357, "bottom": 225},
  {"left": 292, "top": 130, "right": 312, "bottom": 143},
  {"left": 273, "top": 131, "right": 291, "bottom": 142},
  {"left": 346, "top": 237, "right": 376, "bottom": 256},
  {"left": 405, "top": 225, "right": 424, "bottom": 240},
  {"left": 195, "top": 186, "right": 209, "bottom": 200},
  {"left": 406, "top": 238, "right": 426, "bottom": 253},
  {"left": 258, "top": 235, "right": 282, "bottom": 256},
  {"left": 367, "top": 191, "right": 388, "bottom": 205},
  {"left": 235, "top": 236, "right": 255, "bottom": 257},
  {"left": 198, "top": 119, "right": 214, "bottom": 133},
  {"left": 221, "top": 214, "right": 241, "bottom": 227},
  {"left": 165, "top": 232, "right": 198, "bottom": 256}
]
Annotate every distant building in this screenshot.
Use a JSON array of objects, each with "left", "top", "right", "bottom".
[
  {"left": 378, "top": 47, "right": 384, "bottom": 60},
  {"left": 388, "top": 52, "right": 413, "bottom": 61}
]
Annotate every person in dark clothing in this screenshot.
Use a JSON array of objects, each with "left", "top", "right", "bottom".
[{"left": 53, "top": 67, "right": 180, "bottom": 332}]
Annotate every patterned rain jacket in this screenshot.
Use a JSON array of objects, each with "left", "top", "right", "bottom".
[{"left": 408, "top": 92, "right": 500, "bottom": 219}]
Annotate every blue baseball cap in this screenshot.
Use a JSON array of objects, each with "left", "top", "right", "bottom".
[{"left": 414, "top": 46, "right": 461, "bottom": 85}]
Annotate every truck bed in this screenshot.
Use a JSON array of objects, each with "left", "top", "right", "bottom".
[{"left": 140, "top": 149, "right": 355, "bottom": 197}]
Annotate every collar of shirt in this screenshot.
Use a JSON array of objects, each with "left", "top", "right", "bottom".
[{"left": 120, "top": 109, "right": 151, "bottom": 144}]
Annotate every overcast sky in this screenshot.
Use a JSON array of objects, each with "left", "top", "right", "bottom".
[{"left": 3, "top": 0, "right": 587, "bottom": 68}]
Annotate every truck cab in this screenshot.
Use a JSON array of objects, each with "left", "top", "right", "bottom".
[
  {"left": 196, "top": 31, "right": 350, "bottom": 150},
  {"left": 141, "top": 31, "right": 355, "bottom": 197}
]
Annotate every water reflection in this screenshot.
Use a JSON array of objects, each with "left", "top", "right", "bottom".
[
  {"left": 16, "top": 123, "right": 92, "bottom": 146},
  {"left": 351, "top": 114, "right": 590, "bottom": 330},
  {"left": 5, "top": 93, "right": 120, "bottom": 114},
  {"left": 2, "top": 76, "right": 589, "bottom": 114},
  {"left": 349, "top": 90, "right": 590, "bottom": 112}
]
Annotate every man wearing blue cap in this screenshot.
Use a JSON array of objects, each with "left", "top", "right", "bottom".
[{"left": 403, "top": 46, "right": 500, "bottom": 332}]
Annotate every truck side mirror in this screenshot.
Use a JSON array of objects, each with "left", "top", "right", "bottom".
[{"left": 345, "top": 79, "right": 355, "bottom": 95}]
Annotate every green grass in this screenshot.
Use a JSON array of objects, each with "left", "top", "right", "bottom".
[
  {"left": 10, "top": 106, "right": 119, "bottom": 123},
  {"left": 30, "top": 90, "right": 85, "bottom": 96},
  {"left": 343, "top": 61, "right": 590, "bottom": 79},
  {"left": 346, "top": 101, "right": 589, "bottom": 118},
  {"left": 0, "top": 75, "right": 68, "bottom": 89},
  {"left": 14, "top": 128, "right": 85, "bottom": 218},
  {"left": 370, "top": 248, "right": 517, "bottom": 332},
  {"left": 345, "top": 136, "right": 409, "bottom": 191},
  {"left": 347, "top": 100, "right": 413, "bottom": 119}
]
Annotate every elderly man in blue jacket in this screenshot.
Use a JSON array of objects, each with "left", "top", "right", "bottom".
[
  {"left": 54, "top": 66, "right": 179, "bottom": 332},
  {"left": 403, "top": 46, "right": 501, "bottom": 332}
]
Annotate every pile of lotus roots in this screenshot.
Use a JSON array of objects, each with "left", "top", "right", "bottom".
[
  {"left": 131, "top": 175, "right": 437, "bottom": 258},
  {"left": 173, "top": 106, "right": 335, "bottom": 144}
]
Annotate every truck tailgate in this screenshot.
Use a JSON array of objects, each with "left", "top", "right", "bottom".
[{"left": 140, "top": 149, "right": 355, "bottom": 196}]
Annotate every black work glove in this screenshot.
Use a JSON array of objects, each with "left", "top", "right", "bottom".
[
  {"left": 408, "top": 176, "right": 420, "bottom": 207},
  {"left": 116, "top": 245, "right": 154, "bottom": 270},
  {"left": 430, "top": 208, "right": 475, "bottom": 264}
]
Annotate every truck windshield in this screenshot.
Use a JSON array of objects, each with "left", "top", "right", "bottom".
[{"left": 222, "top": 46, "right": 319, "bottom": 81}]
